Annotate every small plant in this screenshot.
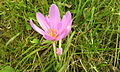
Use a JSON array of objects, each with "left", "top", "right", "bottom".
[{"left": 30, "top": 4, "right": 72, "bottom": 58}]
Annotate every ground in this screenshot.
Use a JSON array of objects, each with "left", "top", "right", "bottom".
[{"left": 0, "top": 0, "right": 120, "bottom": 72}]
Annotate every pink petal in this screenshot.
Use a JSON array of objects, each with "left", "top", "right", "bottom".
[
  {"left": 62, "top": 11, "right": 72, "bottom": 27},
  {"left": 30, "top": 19, "right": 45, "bottom": 35},
  {"left": 49, "top": 4, "right": 60, "bottom": 29},
  {"left": 66, "top": 25, "right": 72, "bottom": 33},
  {"left": 45, "top": 16, "right": 50, "bottom": 25},
  {"left": 62, "top": 11, "right": 72, "bottom": 33},
  {"left": 36, "top": 12, "right": 50, "bottom": 32},
  {"left": 43, "top": 34, "right": 55, "bottom": 41},
  {"left": 56, "top": 48, "right": 62, "bottom": 56},
  {"left": 45, "top": 16, "right": 52, "bottom": 30},
  {"left": 56, "top": 22, "right": 62, "bottom": 34},
  {"left": 54, "top": 11, "right": 72, "bottom": 40},
  {"left": 55, "top": 29, "right": 68, "bottom": 40}
]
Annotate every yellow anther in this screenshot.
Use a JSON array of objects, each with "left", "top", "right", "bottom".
[{"left": 49, "top": 29, "right": 57, "bottom": 39}]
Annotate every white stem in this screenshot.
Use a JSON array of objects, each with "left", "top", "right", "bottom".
[{"left": 53, "top": 41, "right": 57, "bottom": 59}]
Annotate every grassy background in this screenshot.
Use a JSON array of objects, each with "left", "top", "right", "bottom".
[{"left": 0, "top": 0, "right": 120, "bottom": 72}]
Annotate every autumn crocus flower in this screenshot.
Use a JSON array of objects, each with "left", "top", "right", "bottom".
[
  {"left": 30, "top": 4, "right": 72, "bottom": 41},
  {"left": 56, "top": 48, "right": 62, "bottom": 56}
]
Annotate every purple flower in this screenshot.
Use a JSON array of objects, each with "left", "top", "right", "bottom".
[
  {"left": 56, "top": 48, "right": 62, "bottom": 56},
  {"left": 30, "top": 4, "right": 72, "bottom": 41}
]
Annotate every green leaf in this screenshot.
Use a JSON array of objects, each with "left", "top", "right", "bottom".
[
  {"left": 6, "top": 32, "right": 21, "bottom": 46},
  {"left": 31, "top": 38, "right": 39, "bottom": 44},
  {"left": 26, "top": 24, "right": 32, "bottom": 30},
  {"left": 0, "top": 66, "right": 15, "bottom": 72},
  {"left": 41, "top": 40, "right": 52, "bottom": 44},
  {"left": 98, "top": 63, "right": 106, "bottom": 67}
]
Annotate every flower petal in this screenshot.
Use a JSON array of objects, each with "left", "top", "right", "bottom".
[
  {"left": 43, "top": 34, "right": 54, "bottom": 41},
  {"left": 30, "top": 19, "right": 45, "bottom": 35},
  {"left": 45, "top": 16, "right": 52, "bottom": 30},
  {"left": 55, "top": 11, "right": 72, "bottom": 40},
  {"left": 56, "top": 22, "right": 62, "bottom": 34},
  {"left": 49, "top": 4, "right": 60, "bottom": 28},
  {"left": 61, "top": 11, "right": 72, "bottom": 32},
  {"left": 62, "top": 11, "right": 72, "bottom": 27},
  {"left": 55, "top": 29, "right": 68, "bottom": 40},
  {"left": 45, "top": 16, "right": 50, "bottom": 25},
  {"left": 36, "top": 12, "right": 50, "bottom": 32}
]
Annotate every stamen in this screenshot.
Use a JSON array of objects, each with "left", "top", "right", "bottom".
[{"left": 49, "top": 29, "right": 57, "bottom": 39}]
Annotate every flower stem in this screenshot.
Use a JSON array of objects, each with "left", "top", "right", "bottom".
[
  {"left": 53, "top": 41, "right": 57, "bottom": 59},
  {"left": 59, "top": 40, "right": 62, "bottom": 61},
  {"left": 59, "top": 39, "right": 62, "bottom": 48}
]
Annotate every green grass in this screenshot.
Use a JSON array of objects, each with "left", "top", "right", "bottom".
[{"left": 0, "top": 0, "right": 120, "bottom": 72}]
